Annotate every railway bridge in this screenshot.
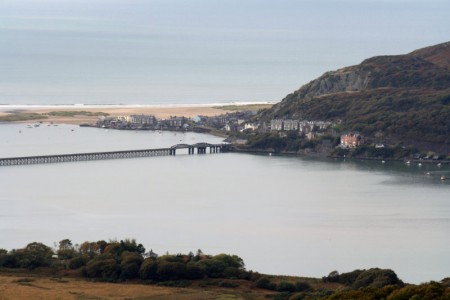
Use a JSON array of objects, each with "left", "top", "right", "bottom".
[{"left": 0, "top": 143, "right": 232, "bottom": 167}]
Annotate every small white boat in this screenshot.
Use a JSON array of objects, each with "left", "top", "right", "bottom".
[
  {"left": 437, "top": 163, "right": 441, "bottom": 167},
  {"left": 381, "top": 160, "right": 386, "bottom": 164},
  {"left": 418, "top": 163, "right": 422, "bottom": 167},
  {"left": 406, "top": 161, "right": 411, "bottom": 165},
  {"left": 441, "top": 176, "right": 446, "bottom": 181}
]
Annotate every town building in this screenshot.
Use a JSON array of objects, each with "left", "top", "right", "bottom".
[
  {"left": 340, "top": 132, "right": 363, "bottom": 148},
  {"left": 128, "top": 114, "right": 157, "bottom": 125}
]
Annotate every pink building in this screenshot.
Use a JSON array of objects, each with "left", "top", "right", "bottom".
[{"left": 341, "top": 132, "right": 362, "bottom": 148}]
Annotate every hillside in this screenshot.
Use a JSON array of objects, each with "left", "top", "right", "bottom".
[{"left": 260, "top": 41, "right": 450, "bottom": 153}]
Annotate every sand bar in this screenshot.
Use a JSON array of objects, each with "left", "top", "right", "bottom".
[{"left": 0, "top": 105, "right": 228, "bottom": 125}]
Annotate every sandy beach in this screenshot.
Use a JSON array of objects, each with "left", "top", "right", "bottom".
[{"left": 0, "top": 105, "right": 229, "bottom": 125}]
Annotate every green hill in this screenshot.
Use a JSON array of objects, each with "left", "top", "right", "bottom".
[{"left": 260, "top": 41, "right": 450, "bottom": 153}]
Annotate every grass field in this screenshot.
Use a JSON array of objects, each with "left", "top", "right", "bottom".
[{"left": 0, "top": 274, "right": 274, "bottom": 300}]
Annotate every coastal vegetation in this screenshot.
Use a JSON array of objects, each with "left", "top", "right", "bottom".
[
  {"left": 0, "top": 112, "right": 46, "bottom": 122},
  {"left": 215, "top": 103, "right": 274, "bottom": 111},
  {"left": 46, "top": 111, "right": 109, "bottom": 117},
  {"left": 1, "top": 239, "right": 449, "bottom": 299}
]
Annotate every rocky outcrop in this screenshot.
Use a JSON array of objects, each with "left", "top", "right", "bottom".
[
  {"left": 297, "top": 67, "right": 371, "bottom": 98},
  {"left": 263, "top": 41, "right": 450, "bottom": 120}
]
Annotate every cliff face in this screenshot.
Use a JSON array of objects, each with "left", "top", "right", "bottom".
[
  {"left": 270, "top": 41, "right": 450, "bottom": 113},
  {"left": 260, "top": 41, "right": 450, "bottom": 150},
  {"left": 295, "top": 67, "right": 372, "bottom": 98}
]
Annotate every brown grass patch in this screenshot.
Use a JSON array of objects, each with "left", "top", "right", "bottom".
[{"left": 0, "top": 274, "right": 270, "bottom": 300}]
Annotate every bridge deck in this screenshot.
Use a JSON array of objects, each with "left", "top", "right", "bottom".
[{"left": 0, "top": 143, "right": 231, "bottom": 167}]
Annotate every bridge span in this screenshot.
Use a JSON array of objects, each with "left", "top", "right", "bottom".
[{"left": 0, "top": 143, "right": 232, "bottom": 167}]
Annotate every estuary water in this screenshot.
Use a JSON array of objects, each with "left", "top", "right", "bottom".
[{"left": 0, "top": 123, "right": 449, "bottom": 284}]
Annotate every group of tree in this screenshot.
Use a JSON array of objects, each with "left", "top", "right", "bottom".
[
  {"left": 1, "top": 239, "right": 449, "bottom": 299},
  {"left": 0, "top": 239, "right": 246, "bottom": 282}
]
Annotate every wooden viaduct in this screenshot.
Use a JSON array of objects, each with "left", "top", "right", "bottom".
[{"left": 0, "top": 143, "right": 232, "bottom": 167}]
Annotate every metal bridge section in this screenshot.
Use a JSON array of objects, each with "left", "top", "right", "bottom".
[
  {"left": 170, "top": 143, "right": 226, "bottom": 154},
  {"left": 0, "top": 143, "right": 232, "bottom": 167}
]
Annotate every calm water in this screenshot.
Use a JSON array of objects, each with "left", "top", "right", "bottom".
[{"left": 0, "top": 123, "right": 449, "bottom": 283}]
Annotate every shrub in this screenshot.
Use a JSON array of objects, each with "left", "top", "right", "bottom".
[
  {"left": 213, "top": 254, "right": 245, "bottom": 269},
  {"left": 295, "top": 281, "right": 312, "bottom": 292},
  {"left": 337, "top": 269, "right": 364, "bottom": 285},
  {"left": 196, "top": 259, "right": 227, "bottom": 278},
  {"left": 156, "top": 261, "right": 187, "bottom": 281},
  {"left": 0, "top": 252, "right": 17, "bottom": 268},
  {"left": 120, "top": 251, "right": 143, "bottom": 266},
  {"left": 120, "top": 262, "right": 140, "bottom": 279},
  {"left": 254, "top": 277, "right": 276, "bottom": 290},
  {"left": 185, "top": 263, "right": 204, "bottom": 279},
  {"left": 139, "top": 258, "right": 158, "bottom": 280},
  {"left": 68, "top": 256, "right": 87, "bottom": 269},
  {"left": 223, "top": 267, "right": 240, "bottom": 278},
  {"left": 387, "top": 282, "right": 447, "bottom": 300},
  {"left": 84, "top": 255, "right": 118, "bottom": 278},
  {"left": 277, "top": 281, "right": 297, "bottom": 293},
  {"left": 352, "top": 268, "right": 401, "bottom": 289}
]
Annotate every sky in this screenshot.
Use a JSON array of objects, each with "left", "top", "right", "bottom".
[{"left": 0, "top": 0, "right": 449, "bottom": 105}]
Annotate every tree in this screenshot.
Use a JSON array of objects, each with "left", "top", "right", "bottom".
[
  {"left": 213, "top": 254, "right": 245, "bottom": 269},
  {"left": 17, "top": 242, "right": 54, "bottom": 269},
  {"left": 57, "top": 239, "right": 77, "bottom": 260},
  {"left": 79, "top": 241, "right": 101, "bottom": 258}
]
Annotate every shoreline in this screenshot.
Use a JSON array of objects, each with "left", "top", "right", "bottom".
[
  {"left": 0, "top": 102, "right": 274, "bottom": 125},
  {"left": 233, "top": 147, "right": 450, "bottom": 165},
  {"left": 0, "top": 101, "right": 274, "bottom": 110},
  {"left": 0, "top": 105, "right": 227, "bottom": 125}
]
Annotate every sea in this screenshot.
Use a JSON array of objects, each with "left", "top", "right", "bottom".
[{"left": 0, "top": 122, "right": 449, "bottom": 284}]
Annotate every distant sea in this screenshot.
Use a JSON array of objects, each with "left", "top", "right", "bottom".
[{"left": 0, "top": 101, "right": 274, "bottom": 112}]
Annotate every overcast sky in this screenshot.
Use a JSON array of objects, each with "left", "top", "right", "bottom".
[{"left": 1, "top": 0, "right": 449, "bottom": 105}]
